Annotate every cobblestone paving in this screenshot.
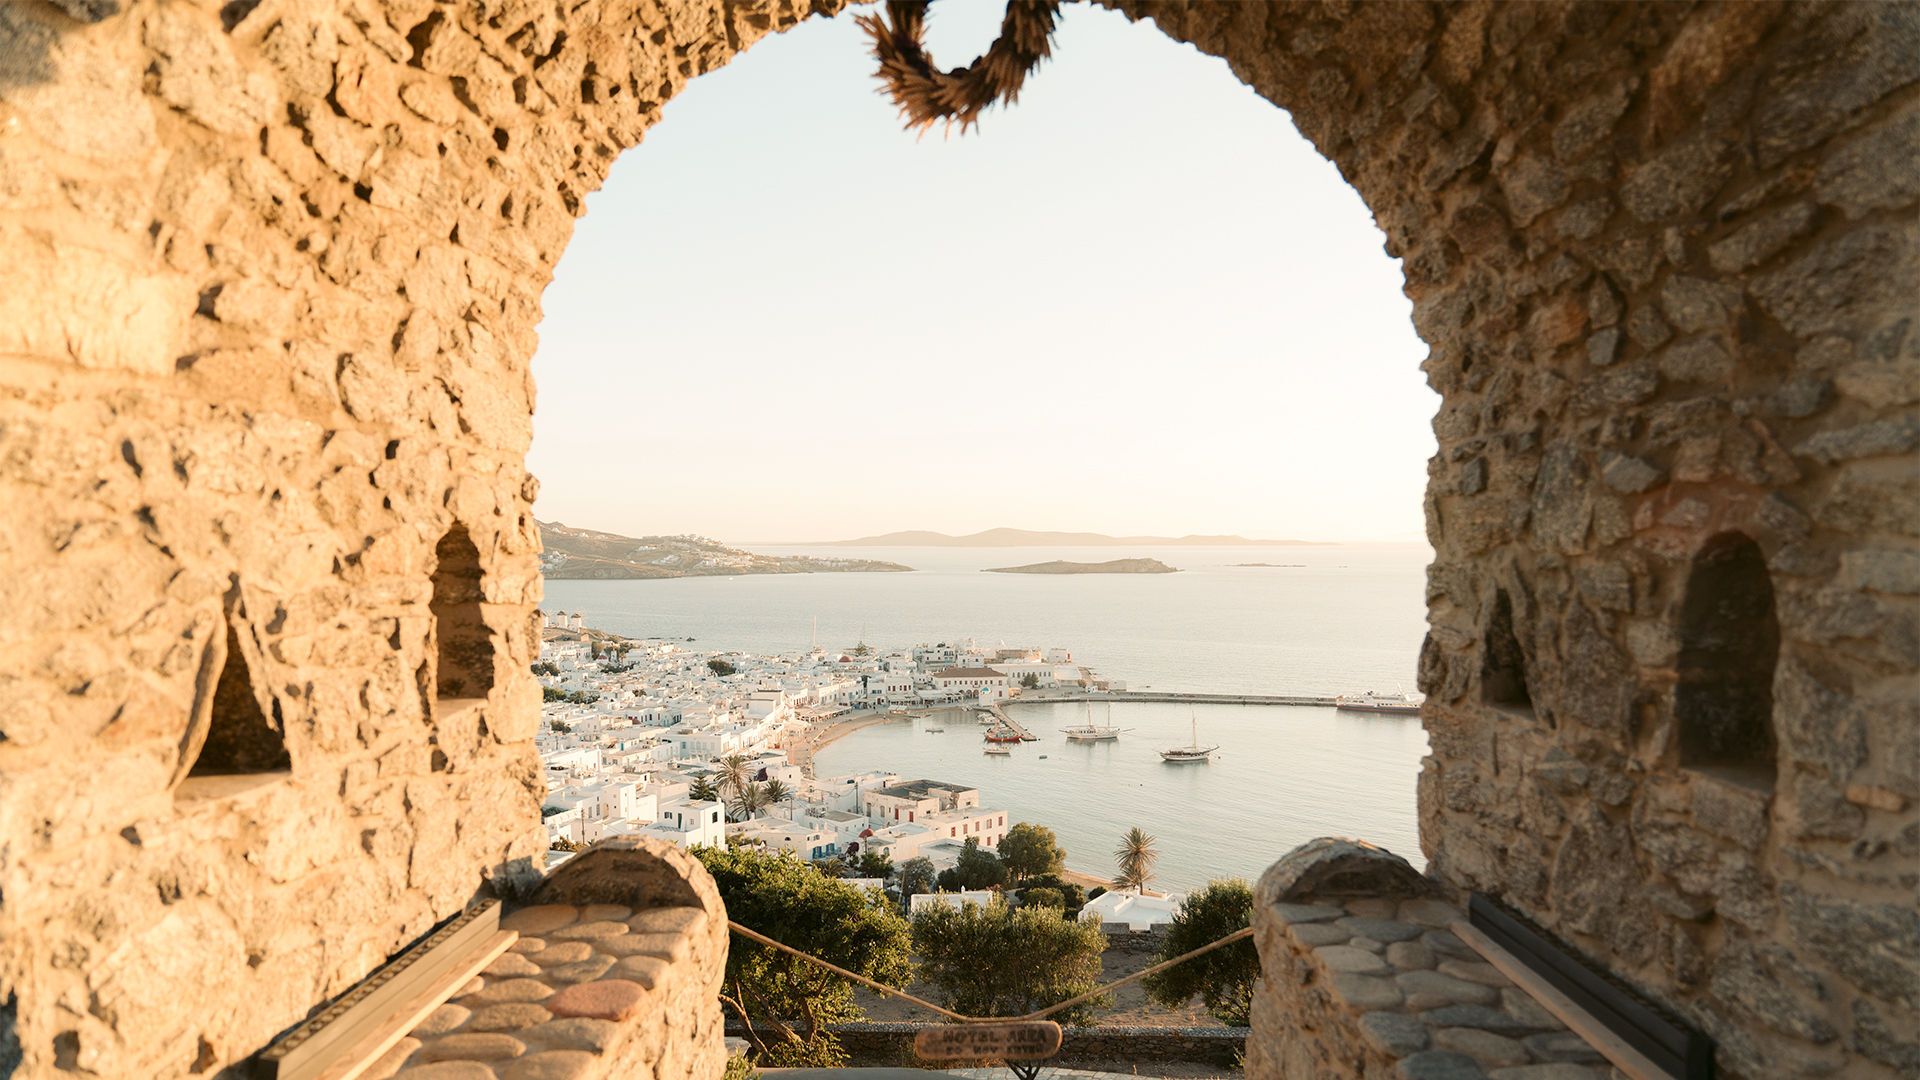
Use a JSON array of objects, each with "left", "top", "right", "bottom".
[{"left": 373, "top": 903, "right": 708, "bottom": 1080}]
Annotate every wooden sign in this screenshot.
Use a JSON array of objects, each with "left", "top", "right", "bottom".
[{"left": 914, "top": 1021, "right": 1063, "bottom": 1061}]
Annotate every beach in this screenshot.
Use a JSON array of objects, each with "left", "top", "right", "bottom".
[{"left": 789, "top": 705, "right": 975, "bottom": 769}]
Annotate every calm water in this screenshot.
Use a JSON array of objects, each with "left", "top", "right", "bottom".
[
  {"left": 817, "top": 702, "right": 1428, "bottom": 890},
  {"left": 541, "top": 544, "right": 1430, "bottom": 696},
  {"left": 542, "top": 543, "right": 1433, "bottom": 888}
]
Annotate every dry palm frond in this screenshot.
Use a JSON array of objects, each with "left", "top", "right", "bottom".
[{"left": 856, "top": 0, "right": 1064, "bottom": 134}]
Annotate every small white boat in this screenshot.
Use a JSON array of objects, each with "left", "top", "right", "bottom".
[
  {"left": 984, "top": 745, "right": 1012, "bottom": 756},
  {"left": 1161, "top": 713, "right": 1218, "bottom": 763}
]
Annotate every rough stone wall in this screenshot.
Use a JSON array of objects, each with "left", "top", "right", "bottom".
[
  {"left": 1100, "top": 3, "right": 1917, "bottom": 1076},
  {"left": 0, "top": 0, "right": 836, "bottom": 1075},
  {"left": 0, "top": 1, "right": 1914, "bottom": 1078}
]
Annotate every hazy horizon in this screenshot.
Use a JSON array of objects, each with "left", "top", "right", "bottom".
[
  {"left": 540, "top": 515, "right": 1432, "bottom": 548},
  {"left": 528, "top": 3, "right": 1438, "bottom": 545}
]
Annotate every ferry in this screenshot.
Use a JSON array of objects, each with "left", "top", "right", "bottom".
[
  {"left": 1160, "top": 714, "right": 1218, "bottom": 763},
  {"left": 983, "top": 728, "right": 1024, "bottom": 744},
  {"left": 1334, "top": 691, "right": 1423, "bottom": 715}
]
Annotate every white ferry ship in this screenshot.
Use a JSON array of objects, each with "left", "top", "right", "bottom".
[{"left": 1334, "top": 691, "right": 1423, "bottom": 715}]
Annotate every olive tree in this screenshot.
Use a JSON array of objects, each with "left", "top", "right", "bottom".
[
  {"left": 696, "top": 845, "right": 914, "bottom": 1065},
  {"left": 1142, "top": 878, "right": 1259, "bottom": 1026},
  {"left": 911, "top": 895, "right": 1108, "bottom": 1022}
]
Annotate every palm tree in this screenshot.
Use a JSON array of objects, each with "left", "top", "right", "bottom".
[
  {"left": 1114, "top": 826, "right": 1158, "bottom": 891},
  {"left": 715, "top": 753, "right": 752, "bottom": 798},
  {"left": 688, "top": 776, "right": 719, "bottom": 803},
  {"left": 762, "top": 778, "right": 791, "bottom": 819},
  {"left": 728, "top": 781, "right": 768, "bottom": 822}
]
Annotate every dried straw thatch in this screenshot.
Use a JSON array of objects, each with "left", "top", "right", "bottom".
[{"left": 857, "top": 0, "right": 1063, "bottom": 133}]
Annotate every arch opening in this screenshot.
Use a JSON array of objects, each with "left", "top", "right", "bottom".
[
  {"left": 432, "top": 523, "right": 494, "bottom": 705},
  {"left": 1675, "top": 532, "right": 1778, "bottom": 785},
  {"left": 1481, "top": 589, "right": 1533, "bottom": 712},
  {"left": 188, "top": 620, "right": 291, "bottom": 778}
]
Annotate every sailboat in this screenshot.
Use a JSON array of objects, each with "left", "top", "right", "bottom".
[
  {"left": 1062, "top": 702, "right": 1126, "bottom": 742},
  {"left": 1160, "top": 712, "right": 1218, "bottom": 763}
]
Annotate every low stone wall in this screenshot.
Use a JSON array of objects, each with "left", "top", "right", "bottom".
[
  {"left": 1246, "top": 839, "right": 1612, "bottom": 1080},
  {"left": 372, "top": 840, "right": 728, "bottom": 1080},
  {"left": 732, "top": 1021, "right": 1247, "bottom": 1069}
]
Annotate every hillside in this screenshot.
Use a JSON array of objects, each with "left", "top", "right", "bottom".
[
  {"left": 822, "top": 527, "right": 1318, "bottom": 546},
  {"left": 984, "top": 558, "right": 1180, "bottom": 575},
  {"left": 539, "top": 521, "right": 912, "bottom": 579}
]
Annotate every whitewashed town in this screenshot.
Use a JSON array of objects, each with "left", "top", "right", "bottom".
[{"left": 534, "top": 611, "right": 1182, "bottom": 927}]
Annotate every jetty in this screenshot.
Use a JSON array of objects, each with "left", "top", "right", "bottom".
[
  {"left": 976, "top": 702, "right": 1038, "bottom": 739},
  {"left": 1014, "top": 689, "right": 1341, "bottom": 708}
]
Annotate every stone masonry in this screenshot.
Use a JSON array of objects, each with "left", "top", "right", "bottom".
[
  {"left": 1249, "top": 839, "right": 1616, "bottom": 1080},
  {"left": 0, "top": 1, "right": 1914, "bottom": 1078}
]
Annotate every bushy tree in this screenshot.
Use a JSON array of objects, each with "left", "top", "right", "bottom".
[
  {"left": 1022, "top": 887, "right": 1065, "bottom": 909},
  {"left": 689, "top": 776, "right": 719, "bottom": 802},
  {"left": 897, "top": 857, "right": 936, "bottom": 899},
  {"left": 950, "top": 837, "right": 1008, "bottom": 889},
  {"left": 1017, "top": 874, "right": 1086, "bottom": 916},
  {"left": 708, "top": 657, "right": 737, "bottom": 676},
  {"left": 856, "top": 847, "right": 894, "bottom": 880},
  {"left": 1142, "top": 878, "right": 1260, "bottom": 1026},
  {"left": 911, "top": 896, "right": 1109, "bottom": 1021},
  {"left": 999, "top": 823, "right": 1066, "bottom": 881},
  {"left": 695, "top": 845, "right": 913, "bottom": 1065},
  {"left": 1019, "top": 672, "right": 1040, "bottom": 689}
]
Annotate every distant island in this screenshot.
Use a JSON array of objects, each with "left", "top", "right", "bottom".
[
  {"left": 985, "top": 558, "right": 1180, "bottom": 575},
  {"left": 539, "top": 521, "right": 913, "bottom": 579},
  {"left": 816, "top": 527, "right": 1321, "bottom": 547}
]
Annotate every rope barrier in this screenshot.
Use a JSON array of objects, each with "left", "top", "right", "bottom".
[{"left": 725, "top": 918, "right": 1255, "bottom": 1024}]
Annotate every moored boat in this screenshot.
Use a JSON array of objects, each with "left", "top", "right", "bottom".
[
  {"left": 1161, "top": 713, "right": 1218, "bottom": 763},
  {"left": 1334, "top": 691, "right": 1423, "bottom": 715},
  {"left": 1062, "top": 702, "right": 1125, "bottom": 742},
  {"left": 984, "top": 744, "right": 1012, "bottom": 756}
]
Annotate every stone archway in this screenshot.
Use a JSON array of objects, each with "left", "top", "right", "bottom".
[{"left": 0, "top": 1, "right": 1913, "bottom": 1076}]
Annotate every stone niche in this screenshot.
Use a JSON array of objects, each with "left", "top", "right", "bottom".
[{"left": 0, "top": 1, "right": 1914, "bottom": 1078}]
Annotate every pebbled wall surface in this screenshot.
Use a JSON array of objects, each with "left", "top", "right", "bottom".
[{"left": 0, "top": 1, "right": 1913, "bottom": 1077}]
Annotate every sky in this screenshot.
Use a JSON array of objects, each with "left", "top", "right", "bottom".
[{"left": 526, "top": 3, "right": 1438, "bottom": 545}]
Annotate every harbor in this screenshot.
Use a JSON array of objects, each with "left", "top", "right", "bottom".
[{"left": 815, "top": 697, "right": 1428, "bottom": 892}]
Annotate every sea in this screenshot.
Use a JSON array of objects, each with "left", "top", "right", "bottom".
[{"left": 541, "top": 543, "right": 1433, "bottom": 891}]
